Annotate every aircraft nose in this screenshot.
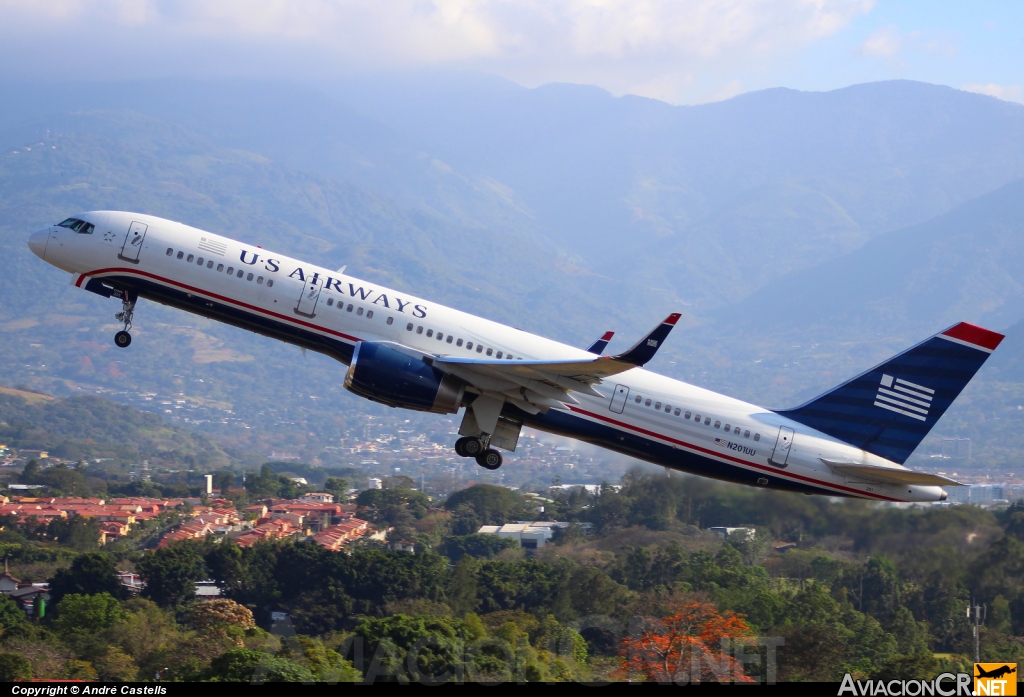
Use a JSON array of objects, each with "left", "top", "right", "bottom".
[{"left": 28, "top": 228, "right": 50, "bottom": 260}]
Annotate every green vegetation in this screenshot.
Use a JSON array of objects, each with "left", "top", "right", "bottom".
[{"left": 0, "top": 471, "right": 1019, "bottom": 682}]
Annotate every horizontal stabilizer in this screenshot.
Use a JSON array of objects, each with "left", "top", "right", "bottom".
[
  {"left": 821, "top": 460, "right": 962, "bottom": 486},
  {"left": 780, "top": 322, "right": 1003, "bottom": 465},
  {"left": 586, "top": 331, "right": 615, "bottom": 355}
]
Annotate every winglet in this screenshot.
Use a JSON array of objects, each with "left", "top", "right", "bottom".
[
  {"left": 612, "top": 313, "right": 681, "bottom": 366},
  {"left": 585, "top": 331, "right": 615, "bottom": 355}
]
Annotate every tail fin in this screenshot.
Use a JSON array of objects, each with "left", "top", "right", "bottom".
[{"left": 777, "top": 323, "right": 1003, "bottom": 464}]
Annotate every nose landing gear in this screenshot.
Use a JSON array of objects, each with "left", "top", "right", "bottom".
[
  {"left": 454, "top": 436, "right": 503, "bottom": 469},
  {"left": 114, "top": 293, "right": 137, "bottom": 348}
]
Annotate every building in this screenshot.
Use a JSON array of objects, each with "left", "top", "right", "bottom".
[
  {"left": 708, "top": 527, "right": 756, "bottom": 541},
  {"left": 476, "top": 521, "right": 571, "bottom": 550}
]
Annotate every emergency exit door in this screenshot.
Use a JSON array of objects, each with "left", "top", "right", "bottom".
[
  {"left": 118, "top": 221, "right": 148, "bottom": 263},
  {"left": 294, "top": 278, "right": 322, "bottom": 318},
  {"left": 770, "top": 426, "right": 794, "bottom": 468},
  {"left": 609, "top": 385, "right": 630, "bottom": 414}
]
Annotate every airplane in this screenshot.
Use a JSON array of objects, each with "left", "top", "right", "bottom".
[{"left": 28, "top": 212, "right": 1005, "bottom": 502}]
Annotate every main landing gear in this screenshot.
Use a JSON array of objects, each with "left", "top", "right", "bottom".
[
  {"left": 114, "top": 293, "right": 136, "bottom": 349},
  {"left": 455, "top": 436, "right": 503, "bottom": 470}
]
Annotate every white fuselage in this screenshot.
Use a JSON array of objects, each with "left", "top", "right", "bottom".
[{"left": 28, "top": 211, "right": 947, "bottom": 502}]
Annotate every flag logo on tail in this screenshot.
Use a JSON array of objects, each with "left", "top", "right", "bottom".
[{"left": 874, "top": 374, "right": 933, "bottom": 422}]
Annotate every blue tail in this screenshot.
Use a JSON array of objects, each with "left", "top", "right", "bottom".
[{"left": 777, "top": 323, "right": 1003, "bottom": 464}]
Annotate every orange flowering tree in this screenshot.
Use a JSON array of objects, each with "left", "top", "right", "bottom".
[{"left": 620, "top": 600, "right": 756, "bottom": 684}]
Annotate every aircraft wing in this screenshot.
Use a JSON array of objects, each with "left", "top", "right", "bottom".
[
  {"left": 430, "top": 314, "right": 680, "bottom": 411},
  {"left": 820, "top": 459, "right": 963, "bottom": 486}
]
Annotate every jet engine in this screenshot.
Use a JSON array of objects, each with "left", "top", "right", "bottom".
[{"left": 344, "top": 341, "right": 465, "bottom": 414}]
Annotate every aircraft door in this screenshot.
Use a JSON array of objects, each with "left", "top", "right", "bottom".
[
  {"left": 118, "top": 221, "right": 148, "bottom": 263},
  {"left": 294, "top": 276, "right": 322, "bottom": 318},
  {"left": 770, "top": 426, "right": 794, "bottom": 468},
  {"left": 610, "top": 384, "right": 629, "bottom": 414}
]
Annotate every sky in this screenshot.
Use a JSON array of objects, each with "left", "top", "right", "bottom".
[{"left": 0, "top": 0, "right": 1021, "bottom": 105}]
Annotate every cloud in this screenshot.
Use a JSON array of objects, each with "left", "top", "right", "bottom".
[
  {"left": 0, "top": 0, "right": 875, "bottom": 102},
  {"left": 855, "top": 24, "right": 957, "bottom": 62},
  {"left": 961, "top": 83, "right": 1024, "bottom": 104}
]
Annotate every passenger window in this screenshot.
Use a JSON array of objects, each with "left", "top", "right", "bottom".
[
  {"left": 674, "top": 408, "right": 681, "bottom": 416},
  {"left": 267, "top": 280, "right": 273, "bottom": 287},
  {"left": 245, "top": 273, "right": 252, "bottom": 281},
  {"left": 496, "top": 351, "right": 503, "bottom": 358},
  {"left": 635, "top": 396, "right": 642, "bottom": 403},
  {"left": 744, "top": 430, "right": 750, "bottom": 438},
  {"left": 416, "top": 326, "right": 423, "bottom": 334},
  {"left": 236, "top": 270, "right": 243, "bottom": 278},
  {"left": 476, "top": 345, "right": 483, "bottom": 353},
  {"left": 426, "top": 329, "right": 433, "bottom": 337},
  {"left": 655, "top": 402, "right": 661, "bottom": 409},
  {"left": 705, "top": 417, "right": 711, "bottom": 425},
  {"left": 166, "top": 248, "right": 173, "bottom": 256},
  {"left": 347, "top": 304, "right": 353, "bottom": 312},
  {"left": 456, "top": 339, "right": 463, "bottom": 347},
  {"left": 446, "top": 335, "right": 453, "bottom": 344},
  {"left": 734, "top": 426, "right": 740, "bottom": 434},
  {"left": 466, "top": 342, "right": 473, "bottom": 350},
  {"left": 486, "top": 348, "right": 493, "bottom": 356},
  {"left": 724, "top": 423, "right": 730, "bottom": 431},
  {"left": 257, "top": 276, "right": 263, "bottom": 284},
  {"left": 694, "top": 414, "right": 701, "bottom": 422},
  {"left": 177, "top": 251, "right": 184, "bottom": 260},
  {"left": 387, "top": 317, "right": 394, "bottom": 325},
  {"left": 367, "top": 310, "right": 373, "bottom": 319},
  {"left": 197, "top": 257, "right": 204, "bottom": 265},
  {"left": 684, "top": 411, "right": 691, "bottom": 419},
  {"left": 645, "top": 399, "right": 652, "bottom": 407},
  {"left": 407, "top": 323, "right": 413, "bottom": 331},
  {"left": 207, "top": 261, "right": 214, "bottom": 268},
  {"left": 507, "top": 355, "right": 513, "bottom": 360},
  {"left": 217, "top": 264, "right": 224, "bottom": 271},
  {"left": 665, "top": 405, "right": 671, "bottom": 413},
  {"left": 436, "top": 333, "right": 443, "bottom": 340},
  {"left": 357, "top": 307, "right": 364, "bottom": 316},
  {"left": 226, "top": 267, "right": 234, "bottom": 274},
  {"left": 754, "top": 434, "right": 760, "bottom": 441},
  {"left": 326, "top": 298, "right": 334, "bottom": 306},
  {"left": 187, "top": 254, "right": 194, "bottom": 262}
]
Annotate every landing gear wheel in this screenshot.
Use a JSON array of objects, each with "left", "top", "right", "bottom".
[
  {"left": 454, "top": 437, "right": 477, "bottom": 457},
  {"left": 114, "top": 330, "right": 132, "bottom": 348},
  {"left": 476, "top": 449, "right": 502, "bottom": 470},
  {"left": 462, "top": 438, "right": 484, "bottom": 457}
]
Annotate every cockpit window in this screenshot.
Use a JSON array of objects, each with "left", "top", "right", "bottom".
[
  {"left": 78, "top": 223, "right": 94, "bottom": 234},
  {"left": 58, "top": 218, "right": 82, "bottom": 228}
]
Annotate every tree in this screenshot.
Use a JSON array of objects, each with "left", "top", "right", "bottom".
[
  {"left": 0, "top": 593, "right": 25, "bottom": 634},
  {"left": 620, "top": 600, "right": 755, "bottom": 684},
  {"left": 356, "top": 614, "right": 469, "bottom": 682},
  {"left": 206, "top": 648, "right": 315, "bottom": 682},
  {"left": 48, "top": 552, "right": 123, "bottom": 604},
  {"left": 93, "top": 647, "right": 138, "bottom": 682},
  {"left": 137, "top": 543, "right": 206, "bottom": 607},
  {"left": 444, "top": 485, "right": 519, "bottom": 524},
  {"left": 52, "top": 593, "right": 126, "bottom": 635},
  {"left": 189, "top": 598, "right": 255, "bottom": 632},
  {"left": 440, "top": 534, "right": 518, "bottom": 562},
  {"left": 872, "top": 652, "right": 941, "bottom": 681},
  {"left": 47, "top": 516, "right": 101, "bottom": 551},
  {"left": 0, "top": 653, "right": 32, "bottom": 681}
]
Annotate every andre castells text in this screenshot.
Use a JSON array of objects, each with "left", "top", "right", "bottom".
[{"left": 12, "top": 688, "right": 167, "bottom": 696}]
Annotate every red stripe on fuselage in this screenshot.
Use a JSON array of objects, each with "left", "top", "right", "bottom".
[
  {"left": 566, "top": 406, "right": 900, "bottom": 501},
  {"left": 78, "top": 268, "right": 364, "bottom": 344}
]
